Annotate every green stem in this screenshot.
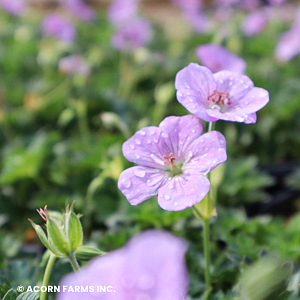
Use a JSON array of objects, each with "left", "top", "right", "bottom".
[
  {"left": 68, "top": 252, "right": 80, "bottom": 272},
  {"left": 40, "top": 254, "right": 56, "bottom": 300},
  {"left": 203, "top": 218, "right": 212, "bottom": 298}
]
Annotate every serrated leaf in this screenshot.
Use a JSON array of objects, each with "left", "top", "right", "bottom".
[
  {"left": 3, "top": 288, "right": 17, "bottom": 300},
  {"left": 16, "top": 292, "right": 40, "bottom": 300}
]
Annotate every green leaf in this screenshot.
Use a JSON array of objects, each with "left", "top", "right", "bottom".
[
  {"left": 3, "top": 288, "right": 17, "bottom": 300},
  {"left": 65, "top": 209, "right": 83, "bottom": 253},
  {"left": 75, "top": 245, "right": 105, "bottom": 261},
  {"left": 28, "top": 219, "right": 50, "bottom": 250},
  {"left": 16, "top": 292, "right": 40, "bottom": 300},
  {"left": 47, "top": 218, "right": 69, "bottom": 256}
]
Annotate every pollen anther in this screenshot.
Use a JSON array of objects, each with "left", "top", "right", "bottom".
[{"left": 208, "top": 90, "right": 231, "bottom": 105}]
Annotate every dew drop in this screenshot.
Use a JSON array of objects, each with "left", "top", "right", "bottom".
[
  {"left": 130, "top": 144, "right": 135, "bottom": 149},
  {"left": 191, "top": 129, "right": 196, "bottom": 133},
  {"left": 122, "top": 178, "right": 131, "bottom": 188},
  {"left": 188, "top": 151, "right": 193, "bottom": 157},
  {"left": 135, "top": 154, "right": 141, "bottom": 159},
  {"left": 135, "top": 138, "right": 141, "bottom": 145},
  {"left": 211, "top": 105, "right": 221, "bottom": 111},
  {"left": 149, "top": 128, "right": 156, "bottom": 135},
  {"left": 140, "top": 130, "right": 146, "bottom": 136},
  {"left": 164, "top": 194, "right": 171, "bottom": 200},
  {"left": 134, "top": 169, "right": 146, "bottom": 178}
]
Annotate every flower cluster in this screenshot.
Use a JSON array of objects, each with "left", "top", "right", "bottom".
[{"left": 118, "top": 58, "right": 269, "bottom": 211}]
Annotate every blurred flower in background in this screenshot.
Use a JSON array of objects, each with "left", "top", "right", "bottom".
[
  {"left": 196, "top": 43, "right": 246, "bottom": 74},
  {"left": 41, "top": 13, "right": 76, "bottom": 42},
  {"left": 61, "top": 0, "right": 96, "bottom": 22},
  {"left": 241, "top": 10, "right": 268, "bottom": 37},
  {"left": 57, "top": 230, "right": 189, "bottom": 300},
  {"left": 0, "top": 0, "right": 26, "bottom": 16},
  {"left": 59, "top": 55, "right": 90, "bottom": 77},
  {"left": 108, "top": 0, "right": 139, "bottom": 25},
  {"left": 275, "top": 7, "right": 300, "bottom": 61},
  {"left": 111, "top": 18, "right": 152, "bottom": 51}
]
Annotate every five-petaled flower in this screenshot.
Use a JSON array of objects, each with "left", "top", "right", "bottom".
[
  {"left": 118, "top": 115, "right": 227, "bottom": 211},
  {"left": 175, "top": 63, "right": 269, "bottom": 124}
]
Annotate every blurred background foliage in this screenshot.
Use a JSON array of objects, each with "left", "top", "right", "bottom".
[{"left": 0, "top": 0, "right": 300, "bottom": 299}]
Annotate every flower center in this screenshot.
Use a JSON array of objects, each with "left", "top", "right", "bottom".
[
  {"left": 163, "top": 153, "right": 182, "bottom": 176},
  {"left": 207, "top": 90, "right": 231, "bottom": 106}
]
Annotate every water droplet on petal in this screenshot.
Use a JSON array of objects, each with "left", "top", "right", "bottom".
[
  {"left": 135, "top": 138, "right": 141, "bottom": 145},
  {"left": 135, "top": 154, "right": 141, "bottom": 159},
  {"left": 149, "top": 129, "right": 156, "bottom": 135},
  {"left": 164, "top": 194, "right": 171, "bottom": 200},
  {"left": 140, "top": 130, "right": 146, "bottom": 136},
  {"left": 130, "top": 144, "right": 135, "bottom": 149},
  {"left": 134, "top": 169, "right": 146, "bottom": 178},
  {"left": 191, "top": 129, "right": 196, "bottom": 133},
  {"left": 234, "top": 115, "right": 244, "bottom": 122},
  {"left": 122, "top": 178, "right": 131, "bottom": 188},
  {"left": 211, "top": 105, "right": 221, "bottom": 111}
]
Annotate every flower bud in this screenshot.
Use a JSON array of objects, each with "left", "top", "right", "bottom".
[{"left": 29, "top": 203, "right": 83, "bottom": 257}]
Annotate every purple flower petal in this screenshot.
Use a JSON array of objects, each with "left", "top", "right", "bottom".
[
  {"left": 196, "top": 44, "right": 246, "bottom": 74},
  {"left": 213, "top": 71, "right": 254, "bottom": 103},
  {"left": 175, "top": 63, "right": 215, "bottom": 96},
  {"left": 122, "top": 126, "right": 166, "bottom": 168},
  {"left": 158, "top": 115, "right": 204, "bottom": 160},
  {"left": 185, "top": 131, "right": 227, "bottom": 174},
  {"left": 57, "top": 230, "right": 189, "bottom": 300},
  {"left": 118, "top": 166, "right": 168, "bottom": 205},
  {"left": 158, "top": 173, "right": 210, "bottom": 211}
]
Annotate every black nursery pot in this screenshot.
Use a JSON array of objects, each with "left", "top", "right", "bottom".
[{"left": 246, "top": 163, "right": 300, "bottom": 217}]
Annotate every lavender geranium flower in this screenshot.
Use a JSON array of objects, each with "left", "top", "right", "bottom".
[
  {"left": 275, "top": 8, "right": 300, "bottom": 62},
  {"left": 175, "top": 63, "right": 269, "bottom": 123},
  {"left": 0, "top": 0, "right": 26, "bottom": 16},
  {"left": 108, "top": 0, "right": 139, "bottom": 25},
  {"left": 59, "top": 55, "right": 90, "bottom": 77},
  {"left": 57, "top": 230, "right": 189, "bottom": 300},
  {"left": 41, "top": 13, "right": 76, "bottom": 42},
  {"left": 241, "top": 10, "right": 268, "bottom": 37},
  {"left": 111, "top": 18, "right": 152, "bottom": 51},
  {"left": 196, "top": 43, "right": 246, "bottom": 74},
  {"left": 62, "top": 0, "right": 96, "bottom": 22},
  {"left": 118, "top": 115, "right": 226, "bottom": 211}
]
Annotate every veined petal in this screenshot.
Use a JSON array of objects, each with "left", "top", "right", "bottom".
[
  {"left": 228, "top": 87, "right": 269, "bottom": 114},
  {"left": 213, "top": 71, "right": 254, "bottom": 103},
  {"left": 176, "top": 89, "right": 218, "bottom": 122},
  {"left": 175, "top": 63, "right": 216, "bottom": 96},
  {"left": 122, "top": 126, "right": 166, "bottom": 168},
  {"left": 158, "top": 115, "right": 204, "bottom": 160},
  {"left": 118, "top": 166, "right": 168, "bottom": 205},
  {"left": 158, "top": 173, "right": 210, "bottom": 211},
  {"left": 184, "top": 131, "right": 227, "bottom": 174}
]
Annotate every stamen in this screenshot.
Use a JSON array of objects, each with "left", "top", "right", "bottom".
[
  {"left": 208, "top": 90, "right": 231, "bottom": 105},
  {"left": 163, "top": 153, "right": 176, "bottom": 166},
  {"left": 37, "top": 205, "right": 48, "bottom": 222}
]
